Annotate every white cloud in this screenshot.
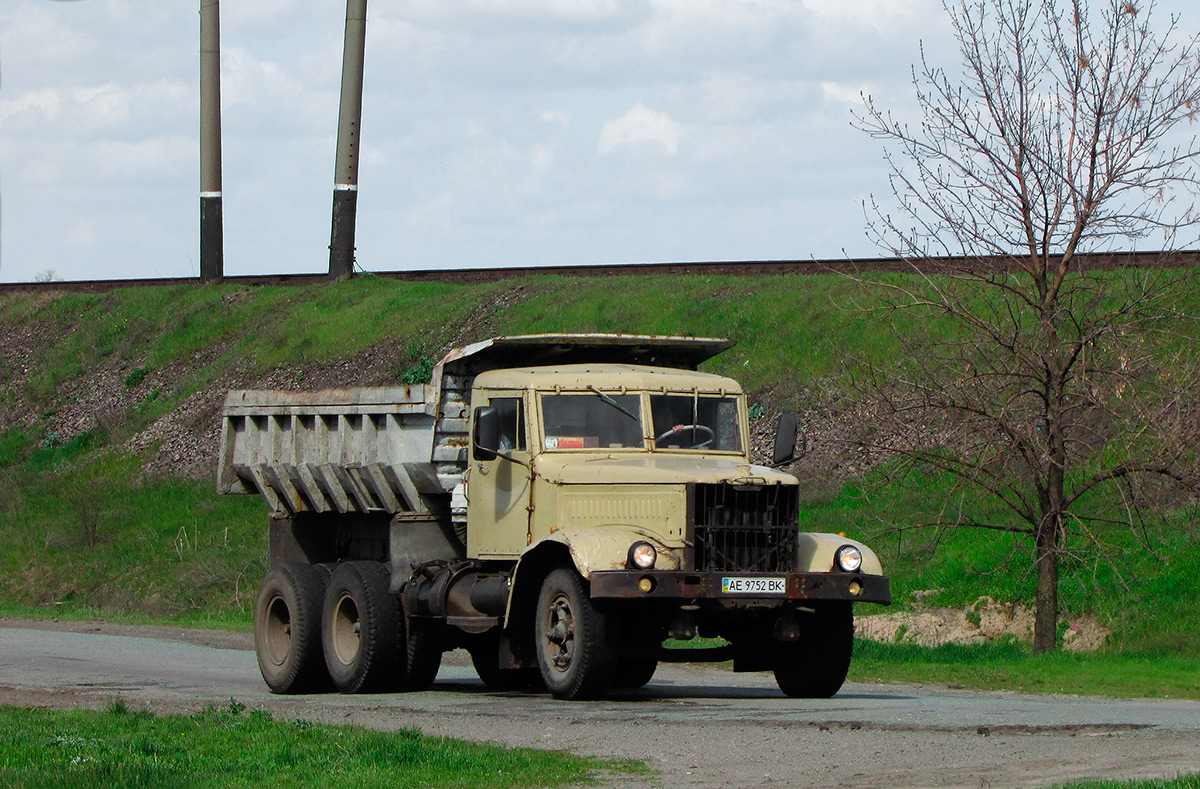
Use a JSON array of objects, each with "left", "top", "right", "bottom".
[
  {"left": 223, "top": 0, "right": 316, "bottom": 32},
  {"left": 90, "top": 136, "right": 194, "bottom": 182},
  {"left": 404, "top": 0, "right": 650, "bottom": 32},
  {"left": 529, "top": 144, "right": 555, "bottom": 175},
  {"left": 221, "top": 47, "right": 334, "bottom": 130},
  {"left": 71, "top": 84, "right": 133, "bottom": 128},
  {"left": 0, "top": 88, "right": 62, "bottom": 126},
  {"left": 1, "top": 80, "right": 190, "bottom": 137},
  {"left": 598, "top": 104, "right": 680, "bottom": 156},
  {"left": 821, "top": 81, "right": 869, "bottom": 107},
  {"left": 802, "top": 0, "right": 935, "bottom": 33}
]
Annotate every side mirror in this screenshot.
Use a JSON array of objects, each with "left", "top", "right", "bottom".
[
  {"left": 473, "top": 406, "right": 499, "bottom": 461},
  {"left": 772, "top": 412, "right": 802, "bottom": 467}
]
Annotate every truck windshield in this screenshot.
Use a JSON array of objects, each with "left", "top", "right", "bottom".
[
  {"left": 650, "top": 394, "right": 741, "bottom": 452},
  {"left": 541, "top": 393, "right": 644, "bottom": 450}
]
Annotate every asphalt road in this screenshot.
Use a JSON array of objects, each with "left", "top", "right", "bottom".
[{"left": 1, "top": 620, "right": 1198, "bottom": 788}]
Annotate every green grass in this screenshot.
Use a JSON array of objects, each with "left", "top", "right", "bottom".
[
  {"left": 0, "top": 274, "right": 941, "bottom": 418},
  {"left": 0, "top": 603, "right": 253, "bottom": 633},
  {"left": 4, "top": 279, "right": 497, "bottom": 434},
  {"left": 1057, "top": 775, "right": 1200, "bottom": 788},
  {"left": 0, "top": 450, "right": 265, "bottom": 624},
  {"left": 0, "top": 702, "right": 643, "bottom": 788},
  {"left": 849, "top": 640, "right": 1200, "bottom": 699}
]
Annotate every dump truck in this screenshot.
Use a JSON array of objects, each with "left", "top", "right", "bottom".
[{"left": 219, "top": 334, "right": 891, "bottom": 700}]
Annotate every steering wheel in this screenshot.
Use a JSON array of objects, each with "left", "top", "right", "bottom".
[{"left": 655, "top": 423, "right": 716, "bottom": 449}]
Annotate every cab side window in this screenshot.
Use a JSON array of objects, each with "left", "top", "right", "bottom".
[{"left": 491, "top": 397, "right": 526, "bottom": 451}]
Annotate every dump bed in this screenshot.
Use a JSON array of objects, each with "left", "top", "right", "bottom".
[
  {"left": 218, "top": 386, "right": 445, "bottom": 516},
  {"left": 218, "top": 333, "right": 733, "bottom": 516}
]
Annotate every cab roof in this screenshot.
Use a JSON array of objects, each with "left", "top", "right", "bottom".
[
  {"left": 474, "top": 363, "right": 743, "bottom": 393},
  {"left": 435, "top": 334, "right": 733, "bottom": 379}
]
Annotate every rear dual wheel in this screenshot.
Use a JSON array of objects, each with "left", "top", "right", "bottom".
[
  {"left": 256, "top": 560, "right": 441, "bottom": 695},
  {"left": 323, "top": 561, "right": 399, "bottom": 694},
  {"left": 254, "top": 563, "right": 328, "bottom": 694},
  {"left": 322, "top": 561, "right": 443, "bottom": 694}
]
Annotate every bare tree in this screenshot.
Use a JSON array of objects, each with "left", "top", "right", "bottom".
[{"left": 855, "top": 0, "right": 1200, "bottom": 651}]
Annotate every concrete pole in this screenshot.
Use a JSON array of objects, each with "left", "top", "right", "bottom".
[
  {"left": 199, "top": 0, "right": 224, "bottom": 283},
  {"left": 329, "top": 0, "right": 368, "bottom": 281}
]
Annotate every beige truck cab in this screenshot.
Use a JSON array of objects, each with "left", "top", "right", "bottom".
[{"left": 221, "top": 334, "right": 890, "bottom": 700}]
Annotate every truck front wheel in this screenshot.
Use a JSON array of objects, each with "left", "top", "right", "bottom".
[
  {"left": 773, "top": 602, "right": 854, "bottom": 698},
  {"left": 322, "top": 561, "right": 399, "bottom": 694},
  {"left": 254, "top": 563, "right": 328, "bottom": 694},
  {"left": 535, "top": 568, "right": 616, "bottom": 700}
]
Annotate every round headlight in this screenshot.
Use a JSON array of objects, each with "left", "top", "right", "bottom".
[
  {"left": 835, "top": 544, "right": 863, "bottom": 573},
  {"left": 628, "top": 541, "right": 657, "bottom": 570}
]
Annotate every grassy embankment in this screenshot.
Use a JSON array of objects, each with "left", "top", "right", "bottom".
[
  {"left": 0, "top": 701, "right": 641, "bottom": 788},
  {"left": 1, "top": 274, "right": 1197, "bottom": 695}
]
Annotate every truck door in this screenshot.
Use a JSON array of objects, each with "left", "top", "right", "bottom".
[{"left": 467, "top": 392, "right": 532, "bottom": 558}]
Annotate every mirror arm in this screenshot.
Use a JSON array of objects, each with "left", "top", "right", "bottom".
[
  {"left": 769, "top": 434, "right": 807, "bottom": 468},
  {"left": 470, "top": 434, "right": 531, "bottom": 468}
]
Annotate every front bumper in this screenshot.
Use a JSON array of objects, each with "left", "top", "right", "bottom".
[{"left": 588, "top": 569, "right": 891, "bottom": 605}]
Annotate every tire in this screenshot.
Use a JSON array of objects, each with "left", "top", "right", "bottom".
[
  {"left": 322, "top": 561, "right": 399, "bottom": 694},
  {"left": 313, "top": 562, "right": 335, "bottom": 585},
  {"left": 254, "top": 563, "right": 328, "bottom": 694},
  {"left": 470, "top": 640, "right": 539, "bottom": 690},
  {"left": 535, "top": 568, "right": 616, "bottom": 700},
  {"left": 773, "top": 602, "right": 854, "bottom": 698},
  {"left": 401, "top": 618, "right": 443, "bottom": 691},
  {"left": 613, "top": 658, "right": 658, "bottom": 690}
]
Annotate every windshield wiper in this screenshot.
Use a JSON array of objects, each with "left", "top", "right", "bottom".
[{"left": 587, "top": 386, "right": 639, "bottom": 422}]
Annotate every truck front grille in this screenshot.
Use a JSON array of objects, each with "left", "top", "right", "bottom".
[{"left": 690, "top": 483, "right": 799, "bottom": 573}]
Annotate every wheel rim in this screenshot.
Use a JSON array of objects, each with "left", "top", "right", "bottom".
[
  {"left": 542, "top": 592, "right": 575, "bottom": 674},
  {"left": 331, "top": 592, "right": 361, "bottom": 666},
  {"left": 264, "top": 594, "right": 292, "bottom": 667}
]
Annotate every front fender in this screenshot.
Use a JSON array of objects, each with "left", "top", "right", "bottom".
[
  {"left": 502, "top": 526, "right": 682, "bottom": 625},
  {"left": 798, "top": 532, "right": 885, "bottom": 575},
  {"left": 531, "top": 525, "right": 683, "bottom": 579}
]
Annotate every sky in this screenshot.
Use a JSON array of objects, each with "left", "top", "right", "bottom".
[{"left": 0, "top": 0, "right": 1056, "bottom": 282}]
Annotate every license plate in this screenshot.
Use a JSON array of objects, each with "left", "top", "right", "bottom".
[{"left": 721, "top": 576, "right": 786, "bottom": 595}]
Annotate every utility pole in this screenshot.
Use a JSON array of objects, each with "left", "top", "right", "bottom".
[
  {"left": 199, "top": 0, "right": 224, "bottom": 283},
  {"left": 328, "top": 0, "right": 368, "bottom": 281}
]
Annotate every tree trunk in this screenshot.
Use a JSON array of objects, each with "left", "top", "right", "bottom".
[
  {"left": 1036, "top": 318, "right": 1066, "bottom": 654},
  {"left": 1033, "top": 518, "right": 1059, "bottom": 653}
]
